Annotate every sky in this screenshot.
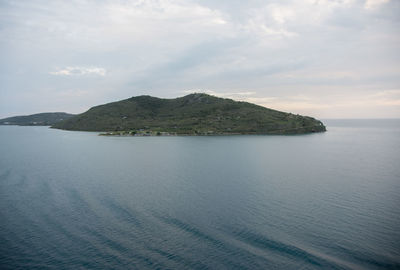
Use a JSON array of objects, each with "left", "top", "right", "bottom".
[{"left": 0, "top": 0, "right": 399, "bottom": 119}]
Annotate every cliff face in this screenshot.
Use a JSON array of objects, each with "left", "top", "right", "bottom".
[{"left": 52, "top": 93, "right": 326, "bottom": 135}]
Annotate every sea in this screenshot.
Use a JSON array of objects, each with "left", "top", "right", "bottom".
[{"left": 0, "top": 119, "right": 399, "bottom": 270}]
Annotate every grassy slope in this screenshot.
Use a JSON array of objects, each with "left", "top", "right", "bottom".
[
  {"left": 0, "top": 112, "right": 75, "bottom": 126},
  {"left": 52, "top": 93, "right": 326, "bottom": 134}
]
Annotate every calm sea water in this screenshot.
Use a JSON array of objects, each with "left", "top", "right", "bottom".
[{"left": 0, "top": 120, "right": 399, "bottom": 270}]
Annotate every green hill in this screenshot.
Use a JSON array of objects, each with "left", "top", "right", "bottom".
[
  {"left": 52, "top": 93, "right": 326, "bottom": 135},
  {"left": 0, "top": 112, "right": 75, "bottom": 126}
]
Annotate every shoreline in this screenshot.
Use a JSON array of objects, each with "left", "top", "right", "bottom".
[{"left": 98, "top": 130, "right": 326, "bottom": 137}]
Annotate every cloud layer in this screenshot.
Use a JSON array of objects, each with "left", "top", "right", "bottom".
[
  {"left": 0, "top": 0, "right": 399, "bottom": 118},
  {"left": 50, "top": 67, "right": 106, "bottom": 76}
]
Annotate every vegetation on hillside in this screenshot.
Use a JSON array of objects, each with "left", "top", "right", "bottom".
[{"left": 52, "top": 93, "right": 326, "bottom": 135}]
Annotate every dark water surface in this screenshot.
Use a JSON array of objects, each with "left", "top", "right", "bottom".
[{"left": 1, "top": 120, "right": 399, "bottom": 269}]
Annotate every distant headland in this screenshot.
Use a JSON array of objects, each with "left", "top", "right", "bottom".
[{"left": 0, "top": 112, "right": 75, "bottom": 126}]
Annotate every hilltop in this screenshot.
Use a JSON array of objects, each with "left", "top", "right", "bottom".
[
  {"left": 0, "top": 112, "right": 75, "bottom": 126},
  {"left": 52, "top": 93, "right": 325, "bottom": 135}
]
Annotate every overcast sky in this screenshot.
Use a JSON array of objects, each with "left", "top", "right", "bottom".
[{"left": 1, "top": 0, "right": 399, "bottom": 119}]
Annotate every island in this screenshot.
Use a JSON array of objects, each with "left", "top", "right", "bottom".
[
  {"left": 52, "top": 93, "right": 326, "bottom": 135},
  {"left": 0, "top": 112, "right": 75, "bottom": 126}
]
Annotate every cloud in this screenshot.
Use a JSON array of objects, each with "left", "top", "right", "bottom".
[
  {"left": 0, "top": 0, "right": 399, "bottom": 118},
  {"left": 367, "top": 89, "right": 400, "bottom": 106},
  {"left": 365, "top": 0, "right": 391, "bottom": 10},
  {"left": 50, "top": 67, "right": 106, "bottom": 76},
  {"left": 182, "top": 90, "right": 257, "bottom": 97}
]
